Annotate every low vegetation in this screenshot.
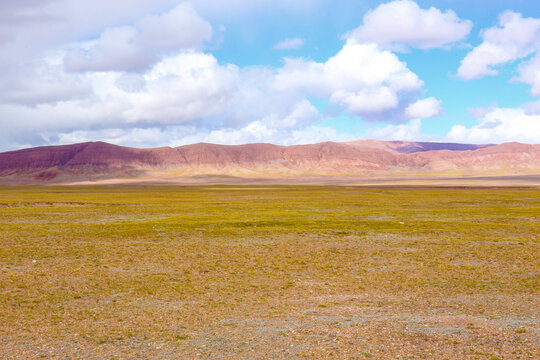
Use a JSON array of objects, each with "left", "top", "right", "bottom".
[{"left": 0, "top": 185, "right": 538, "bottom": 359}]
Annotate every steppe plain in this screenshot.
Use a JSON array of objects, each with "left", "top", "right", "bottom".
[{"left": 0, "top": 185, "right": 538, "bottom": 359}]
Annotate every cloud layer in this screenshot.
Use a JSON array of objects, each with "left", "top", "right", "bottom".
[
  {"left": 447, "top": 107, "right": 540, "bottom": 144},
  {"left": 64, "top": 3, "right": 212, "bottom": 72},
  {"left": 1, "top": 1, "right": 539, "bottom": 152},
  {"left": 1, "top": 38, "right": 435, "bottom": 150}
]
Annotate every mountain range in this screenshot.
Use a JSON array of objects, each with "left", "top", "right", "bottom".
[{"left": 0, "top": 140, "right": 539, "bottom": 185}]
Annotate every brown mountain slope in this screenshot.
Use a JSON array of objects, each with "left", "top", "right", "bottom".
[{"left": 0, "top": 140, "right": 539, "bottom": 184}]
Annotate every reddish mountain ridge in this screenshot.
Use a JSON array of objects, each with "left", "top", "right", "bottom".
[{"left": 0, "top": 140, "right": 539, "bottom": 184}]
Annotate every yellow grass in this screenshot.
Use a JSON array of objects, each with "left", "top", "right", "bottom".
[{"left": 0, "top": 185, "right": 538, "bottom": 359}]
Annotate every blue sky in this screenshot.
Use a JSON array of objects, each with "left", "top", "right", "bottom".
[{"left": 0, "top": 0, "right": 539, "bottom": 151}]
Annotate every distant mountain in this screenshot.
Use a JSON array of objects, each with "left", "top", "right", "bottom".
[
  {"left": 0, "top": 140, "right": 539, "bottom": 184},
  {"left": 344, "top": 139, "right": 492, "bottom": 153}
]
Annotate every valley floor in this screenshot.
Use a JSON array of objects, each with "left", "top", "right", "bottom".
[{"left": 0, "top": 186, "right": 538, "bottom": 359}]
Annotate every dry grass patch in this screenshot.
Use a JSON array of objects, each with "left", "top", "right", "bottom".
[{"left": 0, "top": 185, "right": 538, "bottom": 358}]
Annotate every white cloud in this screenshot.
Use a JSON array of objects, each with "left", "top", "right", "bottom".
[
  {"left": 262, "top": 100, "right": 321, "bottom": 128},
  {"left": 138, "top": 3, "right": 212, "bottom": 49},
  {"left": 204, "top": 121, "right": 277, "bottom": 145},
  {"left": 275, "top": 41, "right": 423, "bottom": 117},
  {"left": 0, "top": 50, "right": 323, "bottom": 150},
  {"left": 0, "top": 1, "right": 438, "bottom": 151},
  {"left": 458, "top": 11, "right": 540, "bottom": 80},
  {"left": 0, "top": 63, "right": 92, "bottom": 106},
  {"left": 524, "top": 99, "right": 540, "bottom": 115},
  {"left": 323, "top": 41, "right": 422, "bottom": 92},
  {"left": 51, "top": 123, "right": 353, "bottom": 150},
  {"left": 56, "top": 126, "right": 191, "bottom": 149},
  {"left": 64, "top": 27, "right": 152, "bottom": 72},
  {"left": 405, "top": 97, "right": 443, "bottom": 119},
  {"left": 364, "top": 119, "right": 431, "bottom": 141},
  {"left": 115, "top": 73, "right": 147, "bottom": 93},
  {"left": 517, "top": 52, "right": 540, "bottom": 97},
  {"left": 457, "top": 11, "right": 540, "bottom": 123},
  {"left": 64, "top": 3, "right": 212, "bottom": 72},
  {"left": 447, "top": 107, "right": 540, "bottom": 144},
  {"left": 467, "top": 104, "right": 499, "bottom": 119},
  {"left": 286, "top": 125, "right": 354, "bottom": 145},
  {"left": 122, "top": 51, "right": 239, "bottom": 124},
  {"left": 346, "top": 0, "right": 472, "bottom": 51},
  {"left": 331, "top": 87, "right": 398, "bottom": 114},
  {"left": 273, "top": 38, "right": 305, "bottom": 50},
  {"left": 0, "top": 39, "right": 430, "bottom": 151}
]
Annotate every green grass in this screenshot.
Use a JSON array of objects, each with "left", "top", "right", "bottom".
[{"left": 0, "top": 185, "right": 538, "bottom": 358}]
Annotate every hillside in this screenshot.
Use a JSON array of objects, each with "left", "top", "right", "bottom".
[{"left": 0, "top": 140, "right": 539, "bottom": 184}]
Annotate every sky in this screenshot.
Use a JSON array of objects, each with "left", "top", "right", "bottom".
[{"left": 1, "top": 0, "right": 540, "bottom": 152}]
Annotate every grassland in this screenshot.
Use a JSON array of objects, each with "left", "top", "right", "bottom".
[{"left": 0, "top": 185, "right": 538, "bottom": 359}]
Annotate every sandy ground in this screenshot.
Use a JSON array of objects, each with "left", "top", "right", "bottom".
[{"left": 64, "top": 174, "right": 540, "bottom": 187}]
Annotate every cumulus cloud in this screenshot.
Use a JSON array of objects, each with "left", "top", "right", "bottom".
[
  {"left": 0, "top": 0, "right": 442, "bottom": 151},
  {"left": 275, "top": 40, "right": 423, "bottom": 118},
  {"left": 0, "top": 50, "right": 320, "bottom": 150},
  {"left": 346, "top": 0, "right": 472, "bottom": 51},
  {"left": 524, "top": 99, "right": 540, "bottom": 115},
  {"left": 51, "top": 123, "right": 352, "bottom": 150},
  {"left": 447, "top": 107, "right": 540, "bottom": 144},
  {"left": 331, "top": 87, "right": 398, "bottom": 114},
  {"left": 115, "top": 73, "right": 147, "bottom": 93},
  {"left": 363, "top": 119, "right": 429, "bottom": 141},
  {"left": 0, "top": 54, "right": 93, "bottom": 106},
  {"left": 273, "top": 38, "right": 305, "bottom": 50},
  {"left": 64, "top": 27, "right": 152, "bottom": 72},
  {"left": 458, "top": 11, "right": 540, "bottom": 80},
  {"left": 517, "top": 52, "right": 540, "bottom": 97},
  {"left": 0, "top": 0, "right": 57, "bottom": 45},
  {"left": 202, "top": 123, "right": 353, "bottom": 146},
  {"left": 467, "top": 104, "right": 499, "bottom": 119},
  {"left": 64, "top": 3, "right": 212, "bottom": 72},
  {"left": 0, "top": 37, "right": 431, "bottom": 151},
  {"left": 405, "top": 97, "right": 443, "bottom": 119},
  {"left": 121, "top": 51, "right": 239, "bottom": 124},
  {"left": 55, "top": 126, "right": 193, "bottom": 149}
]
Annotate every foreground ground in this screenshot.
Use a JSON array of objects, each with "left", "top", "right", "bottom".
[{"left": 0, "top": 185, "right": 538, "bottom": 359}]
